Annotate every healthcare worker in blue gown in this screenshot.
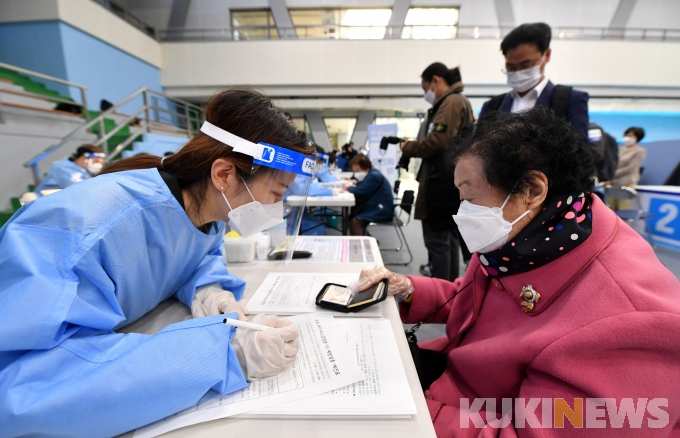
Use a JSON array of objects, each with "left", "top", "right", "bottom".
[
  {"left": 34, "top": 144, "right": 105, "bottom": 194},
  {"left": 284, "top": 147, "right": 343, "bottom": 235},
  {"left": 0, "top": 88, "right": 314, "bottom": 438},
  {"left": 313, "top": 145, "right": 337, "bottom": 183}
]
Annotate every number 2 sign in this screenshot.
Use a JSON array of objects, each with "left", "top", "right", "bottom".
[{"left": 649, "top": 198, "right": 680, "bottom": 241}]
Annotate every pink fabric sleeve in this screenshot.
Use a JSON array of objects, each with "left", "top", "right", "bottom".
[
  {"left": 427, "top": 311, "right": 680, "bottom": 437},
  {"left": 399, "top": 275, "right": 464, "bottom": 324}
]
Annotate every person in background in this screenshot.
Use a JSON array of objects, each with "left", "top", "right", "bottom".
[
  {"left": 340, "top": 143, "right": 358, "bottom": 171},
  {"left": 328, "top": 150, "right": 338, "bottom": 170},
  {"left": 34, "top": 144, "right": 105, "bottom": 194},
  {"left": 400, "top": 62, "right": 474, "bottom": 282},
  {"left": 480, "top": 22, "right": 589, "bottom": 141},
  {"left": 314, "top": 145, "right": 338, "bottom": 182},
  {"left": 284, "top": 150, "right": 344, "bottom": 235},
  {"left": 609, "top": 127, "right": 648, "bottom": 210},
  {"left": 346, "top": 155, "right": 394, "bottom": 236},
  {"left": 0, "top": 88, "right": 306, "bottom": 437},
  {"left": 354, "top": 108, "right": 680, "bottom": 436}
]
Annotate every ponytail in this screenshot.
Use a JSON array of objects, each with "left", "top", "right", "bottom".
[{"left": 421, "top": 63, "right": 462, "bottom": 86}]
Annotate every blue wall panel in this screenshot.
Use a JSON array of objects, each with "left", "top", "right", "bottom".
[
  {"left": 58, "top": 23, "right": 162, "bottom": 112},
  {"left": 0, "top": 21, "right": 69, "bottom": 97}
]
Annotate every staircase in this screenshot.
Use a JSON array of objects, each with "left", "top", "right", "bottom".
[{"left": 0, "top": 62, "right": 203, "bottom": 227}]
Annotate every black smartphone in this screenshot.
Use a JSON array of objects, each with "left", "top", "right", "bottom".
[{"left": 267, "top": 250, "right": 313, "bottom": 261}]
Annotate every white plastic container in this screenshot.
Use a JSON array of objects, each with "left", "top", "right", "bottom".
[
  {"left": 256, "top": 232, "right": 271, "bottom": 261},
  {"left": 223, "top": 232, "right": 266, "bottom": 263}
]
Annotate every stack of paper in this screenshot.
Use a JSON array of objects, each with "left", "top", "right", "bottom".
[
  {"left": 291, "top": 238, "right": 377, "bottom": 264},
  {"left": 245, "top": 318, "right": 417, "bottom": 418},
  {"left": 134, "top": 314, "right": 364, "bottom": 438},
  {"left": 246, "top": 273, "right": 382, "bottom": 317}
]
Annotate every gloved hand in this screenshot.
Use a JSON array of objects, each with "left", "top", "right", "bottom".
[
  {"left": 351, "top": 266, "right": 414, "bottom": 301},
  {"left": 332, "top": 188, "right": 343, "bottom": 196},
  {"left": 231, "top": 314, "right": 300, "bottom": 379},
  {"left": 191, "top": 284, "right": 249, "bottom": 321}
]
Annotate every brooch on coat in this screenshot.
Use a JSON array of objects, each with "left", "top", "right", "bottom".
[{"left": 520, "top": 285, "right": 540, "bottom": 313}]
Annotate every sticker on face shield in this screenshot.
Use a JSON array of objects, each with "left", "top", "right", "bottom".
[{"left": 254, "top": 142, "right": 315, "bottom": 176}]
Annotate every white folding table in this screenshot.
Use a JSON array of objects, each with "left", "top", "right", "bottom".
[
  {"left": 118, "top": 236, "right": 436, "bottom": 438},
  {"left": 287, "top": 194, "right": 356, "bottom": 235}
]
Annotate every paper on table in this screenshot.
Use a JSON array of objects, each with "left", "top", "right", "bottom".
[
  {"left": 246, "top": 273, "right": 382, "bottom": 317},
  {"left": 244, "top": 318, "right": 417, "bottom": 418},
  {"left": 290, "top": 238, "right": 376, "bottom": 264},
  {"left": 133, "top": 314, "right": 364, "bottom": 438}
]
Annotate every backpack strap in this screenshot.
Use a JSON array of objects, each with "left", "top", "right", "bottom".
[
  {"left": 549, "top": 85, "right": 573, "bottom": 119},
  {"left": 486, "top": 93, "right": 506, "bottom": 112}
]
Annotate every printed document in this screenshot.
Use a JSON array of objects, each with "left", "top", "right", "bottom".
[
  {"left": 246, "top": 273, "right": 382, "bottom": 317},
  {"left": 246, "top": 318, "right": 417, "bottom": 418},
  {"left": 134, "top": 314, "right": 363, "bottom": 438},
  {"left": 290, "top": 238, "right": 376, "bottom": 263}
]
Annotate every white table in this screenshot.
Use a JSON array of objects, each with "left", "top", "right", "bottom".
[
  {"left": 320, "top": 180, "right": 350, "bottom": 188},
  {"left": 287, "top": 194, "right": 356, "bottom": 235},
  {"left": 118, "top": 236, "right": 436, "bottom": 438}
]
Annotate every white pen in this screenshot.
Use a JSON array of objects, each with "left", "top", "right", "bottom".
[{"left": 222, "top": 317, "right": 270, "bottom": 331}]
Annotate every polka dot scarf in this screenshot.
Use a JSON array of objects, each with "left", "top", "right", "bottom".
[{"left": 479, "top": 192, "right": 593, "bottom": 278}]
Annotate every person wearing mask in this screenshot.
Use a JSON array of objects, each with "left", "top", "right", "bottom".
[
  {"left": 346, "top": 154, "right": 394, "bottom": 236},
  {"left": 34, "top": 144, "right": 105, "bottom": 194},
  {"left": 0, "top": 88, "right": 312, "bottom": 437},
  {"left": 610, "top": 127, "right": 648, "bottom": 210},
  {"left": 400, "top": 62, "right": 474, "bottom": 282},
  {"left": 480, "top": 22, "right": 589, "bottom": 141},
  {"left": 340, "top": 143, "right": 358, "bottom": 171},
  {"left": 354, "top": 108, "right": 680, "bottom": 436},
  {"left": 284, "top": 149, "right": 344, "bottom": 235},
  {"left": 314, "top": 145, "right": 338, "bottom": 182}
]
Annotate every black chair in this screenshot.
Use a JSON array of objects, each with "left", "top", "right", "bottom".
[{"left": 366, "top": 190, "right": 414, "bottom": 266}]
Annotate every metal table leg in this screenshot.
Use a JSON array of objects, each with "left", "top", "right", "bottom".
[{"left": 342, "top": 206, "right": 349, "bottom": 235}]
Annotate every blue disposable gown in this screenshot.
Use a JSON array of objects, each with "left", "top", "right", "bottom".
[
  {"left": 34, "top": 157, "right": 90, "bottom": 193},
  {"left": 0, "top": 168, "right": 248, "bottom": 438},
  {"left": 315, "top": 163, "right": 338, "bottom": 182},
  {"left": 284, "top": 175, "right": 332, "bottom": 235}
]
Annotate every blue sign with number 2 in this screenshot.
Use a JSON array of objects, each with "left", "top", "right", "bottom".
[{"left": 648, "top": 198, "right": 680, "bottom": 242}]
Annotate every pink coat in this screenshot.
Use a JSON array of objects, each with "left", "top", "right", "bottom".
[{"left": 402, "top": 195, "right": 680, "bottom": 437}]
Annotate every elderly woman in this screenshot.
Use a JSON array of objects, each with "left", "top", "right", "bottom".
[{"left": 355, "top": 108, "right": 680, "bottom": 436}]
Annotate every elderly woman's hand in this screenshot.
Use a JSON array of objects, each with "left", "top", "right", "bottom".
[{"left": 351, "top": 266, "right": 414, "bottom": 301}]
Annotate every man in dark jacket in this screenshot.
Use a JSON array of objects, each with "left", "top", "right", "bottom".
[
  {"left": 480, "top": 22, "right": 589, "bottom": 140},
  {"left": 400, "top": 63, "right": 474, "bottom": 281}
]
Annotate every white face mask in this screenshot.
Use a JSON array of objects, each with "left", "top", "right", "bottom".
[
  {"left": 353, "top": 171, "right": 367, "bottom": 181},
  {"left": 505, "top": 57, "right": 544, "bottom": 93},
  {"left": 86, "top": 160, "right": 103, "bottom": 175},
  {"left": 424, "top": 88, "right": 436, "bottom": 105},
  {"left": 221, "top": 178, "right": 284, "bottom": 238},
  {"left": 622, "top": 136, "right": 636, "bottom": 147},
  {"left": 452, "top": 191, "right": 532, "bottom": 254}
]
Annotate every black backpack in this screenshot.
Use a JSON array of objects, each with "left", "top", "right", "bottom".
[{"left": 486, "top": 84, "right": 572, "bottom": 119}]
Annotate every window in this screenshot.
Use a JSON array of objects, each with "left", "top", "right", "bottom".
[
  {"left": 402, "top": 7, "right": 459, "bottom": 39},
  {"left": 290, "top": 9, "right": 391, "bottom": 39},
  {"left": 231, "top": 10, "right": 278, "bottom": 40}
]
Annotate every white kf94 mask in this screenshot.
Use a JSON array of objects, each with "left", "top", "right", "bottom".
[
  {"left": 452, "top": 191, "right": 531, "bottom": 254},
  {"left": 221, "top": 177, "right": 284, "bottom": 238}
]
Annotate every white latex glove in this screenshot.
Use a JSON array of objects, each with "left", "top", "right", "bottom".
[
  {"left": 231, "top": 314, "right": 300, "bottom": 379},
  {"left": 351, "top": 266, "right": 414, "bottom": 301},
  {"left": 191, "top": 284, "right": 249, "bottom": 321},
  {"left": 332, "top": 188, "right": 342, "bottom": 196}
]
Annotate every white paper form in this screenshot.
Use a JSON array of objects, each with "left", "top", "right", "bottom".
[
  {"left": 246, "top": 273, "right": 382, "bottom": 317},
  {"left": 133, "top": 314, "right": 364, "bottom": 438},
  {"left": 246, "top": 318, "right": 417, "bottom": 418},
  {"left": 290, "top": 238, "right": 376, "bottom": 264}
]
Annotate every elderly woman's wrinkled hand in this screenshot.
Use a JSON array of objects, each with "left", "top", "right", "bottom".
[{"left": 351, "top": 266, "right": 414, "bottom": 301}]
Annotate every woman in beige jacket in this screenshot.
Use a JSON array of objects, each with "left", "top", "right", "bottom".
[{"left": 611, "top": 126, "right": 647, "bottom": 209}]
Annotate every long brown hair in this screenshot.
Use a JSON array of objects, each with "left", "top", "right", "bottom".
[{"left": 100, "top": 87, "right": 313, "bottom": 219}]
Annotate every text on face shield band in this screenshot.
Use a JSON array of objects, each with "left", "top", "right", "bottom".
[{"left": 200, "top": 121, "right": 314, "bottom": 176}]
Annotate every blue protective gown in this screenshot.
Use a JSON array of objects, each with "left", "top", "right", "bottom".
[
  {"left": 315, "top": 163, "right": 338, "bottom": 182},
  {"left": 34, "top": 157, "right": 90, "bottom": 193},
  {"left": 0, "top": 168, "right": 248, "bottom": 438},
  {"left": 284, "top": 175, "right": 332, "bottom": 235}
]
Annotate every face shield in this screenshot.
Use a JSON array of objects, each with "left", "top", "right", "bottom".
[
  {"left": 82, "top": 152, "right": 105, "bottom": 175},
  {"left": 200, "top": 121, "right": 314, "bottom": 263}
]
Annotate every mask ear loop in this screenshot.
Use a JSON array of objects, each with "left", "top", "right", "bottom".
[
  {"left": 220, "top": 186, "right": 233, "bottom": 212},
  {"left": 500, "top": 181, "right": 520, "bottom": 209},
  {"left": 238, "top": 175, "right": 256, "bottom": 202}
]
